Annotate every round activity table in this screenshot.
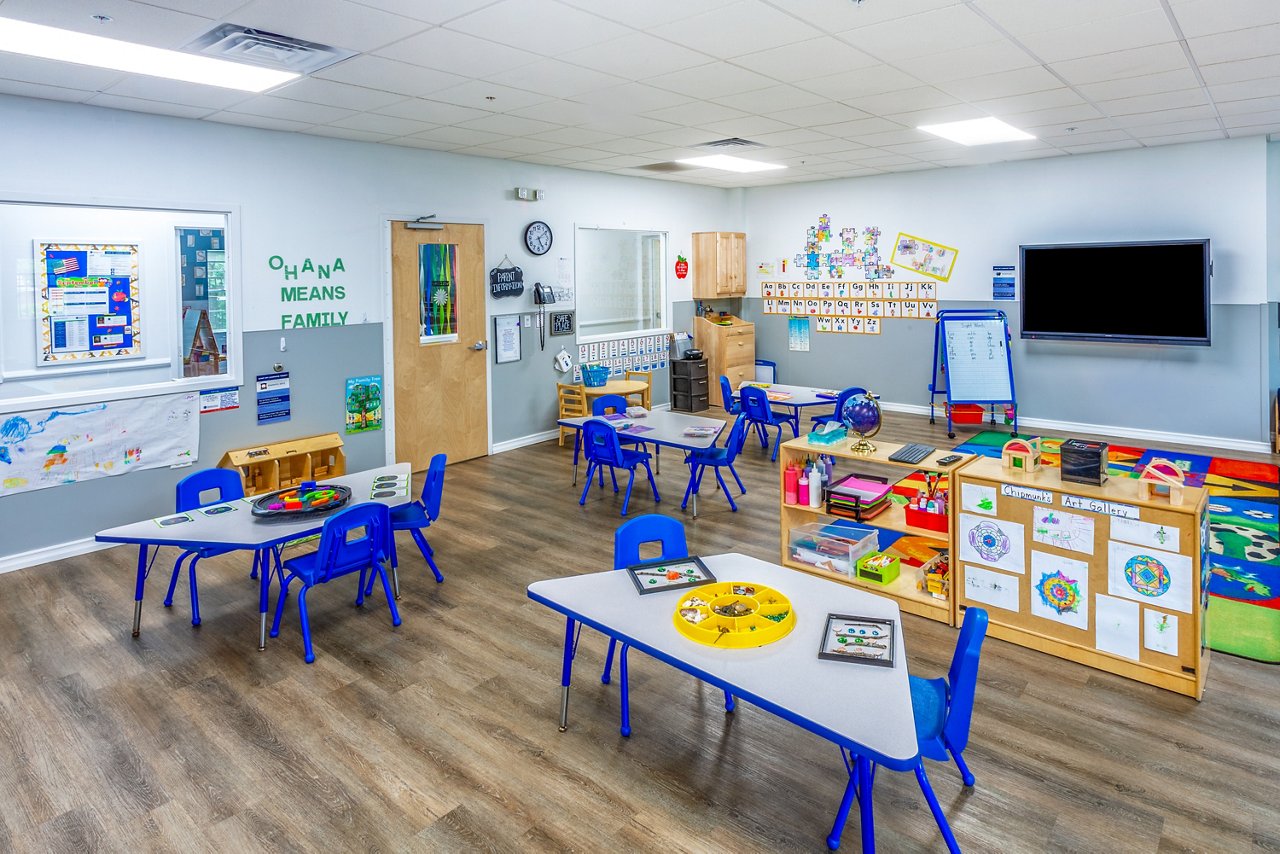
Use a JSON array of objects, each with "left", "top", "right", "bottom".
[{"left": 584, "top": 379, "right": 649, "bottom": 408}]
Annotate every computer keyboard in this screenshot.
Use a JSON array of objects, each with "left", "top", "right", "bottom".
[{"left": 888, "top": 442, "right": 935, "bottom": 464}]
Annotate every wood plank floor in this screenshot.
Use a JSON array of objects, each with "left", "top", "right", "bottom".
[{"left": 2, "top": 409, "right": 1278, "bottom": 853}]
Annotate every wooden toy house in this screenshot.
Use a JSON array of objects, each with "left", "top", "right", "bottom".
[
  {"left": 1137, "top": 458, "right": 1186, "bottom": 505},
  {"left": 1001, "top": 437, "right": 1042, "bottom": 473}
]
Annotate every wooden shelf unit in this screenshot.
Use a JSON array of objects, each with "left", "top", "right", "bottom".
[
  {"left": 695, "top": 314, "right": 755, "bottom": 401},
  {"left": 777, "top": 435, "right": 971, "bottom": 624},
  {"left": 953, "top": 456, "right": 1210, "bottom": 699},
  {"left": 218, "top": 433, "right": 346, "bottom": 497}
]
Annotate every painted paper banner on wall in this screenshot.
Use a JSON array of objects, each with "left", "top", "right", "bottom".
[
  {"left": 0, "top": 392, "right": 198, "bottom": 497},
  {"left": 419, "top": 243, "right": 459, "bottom": 343},
  {"left": 890, "top": 233, "right": 959, "bottom": 282},
  {"left": 36, "top": 242, "right": 142, "bottom": 364}
]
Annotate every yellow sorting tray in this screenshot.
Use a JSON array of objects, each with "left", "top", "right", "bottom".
[{"left": 673, "top": 581, "right": 795, "bottom": 648}]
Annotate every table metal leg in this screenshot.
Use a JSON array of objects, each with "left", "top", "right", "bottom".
[
  {"left": 257, "top": 547, "right": 273, "bottom": 650},
  {"left": 655, "top": 444, "right": 660, "bottom": 475},
  {"left": 827, "top": 758, "right": 859, "bottom": 850},
  {"left": 858, "top": 755, "right": 876, "bottom": 854},
  {"left": 559, "top": 616, "right": 576, "bottom": 732},
  {"left": 131, "top": 544, "right": 148, "bottom": 637}
]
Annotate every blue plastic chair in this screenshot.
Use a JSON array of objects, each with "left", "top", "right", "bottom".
[
  {"left": 740, "top": 385, "right": 794, "bottom": 462},
  {"left": 827, "top": 607, "right": 989, "bottom": 852},
  {"left": 390, "top": 453, "right": 447, "bottom": 584},
  {"left": 579, "top": 420, "right": 660, "bottom": 516},
  {"left": 593, "top": 393, "right": 646, "bottom": 454},
  {"left": 754, "top": 358, "right": 777, "bottom": 383},
  {"left": 719, "top": 376, "right": 741, "bottom": 415},
  {"left": 811, "top": 386, "right": 867, "bottom": 429},
  {"left": 681, "top": 414, "right": 748, "bottom": 512},
  {"left": 602, "top": 515, "right": 734, "bottom": 736},
  {"left": 271, "top": 502, "right": 400, "bottom": 664},
  {"left": 164, "top": 468, "right": 247, "bottom": 626}
]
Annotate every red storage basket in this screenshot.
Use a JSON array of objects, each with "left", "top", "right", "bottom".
[
  {"left": 904, "top": 506, "right": 949, "bottom": 532},
  {"left": 947, "top": 403, "right": 984, "bottom": 424}
]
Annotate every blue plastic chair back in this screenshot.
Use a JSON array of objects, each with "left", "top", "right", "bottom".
[
  {"left": 176, "top": 468, "right": 244, "bottom": 512},
  {"left": 592, "top": 394, "right": 629, "bottom": 415},
  {"left": 719, "top": 376, "right": 737, "bottom": 410},
  {"left": 723, "top": 414, "right": 749, "bottom": 463},
  {"left": 755, "top": 359, "right": 777, "bottom": 383},
  {"left": 614, "top": 514, "right": 688, "bottom": 569},
  {"left": 740, "top": 385, "right": 778, "bottom": 424},
  {"left": 942, "top": 607, "right": 988, "bottom": 753},
  {"left": 422, "top": 453, "right": 447, "bottom": 521},
  {"left": 582, "top": 419, "right": 625, "bottom": 468},
  {"left": 312, "top": 502, "right": 393, "bottom": 584}
]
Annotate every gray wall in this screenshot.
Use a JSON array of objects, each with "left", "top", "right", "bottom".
[
  {"left": 1, "top": 324, "right": 385, "bottom": 557},
  {"left": 743, "top": 300, "right": 1268, "bottom": 442}
]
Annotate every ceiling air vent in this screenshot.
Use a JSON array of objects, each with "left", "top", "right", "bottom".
[
  {"left": 185, "top": 25, "right": 355, "bottom": 75},
  {"left": 700, "top": 137, "right": 762, "bottom": 149}
]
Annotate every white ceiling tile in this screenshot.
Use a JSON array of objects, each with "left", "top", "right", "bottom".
[
  {"left": 973, "top": 88, "right": 1085, "bottom": 117},
  {"left": 649, "top": 0, "right": 820, "bottom": 59},
  {"left": 315, "top": 56, "right": 467, "bottom": 98},
  {"left": 575, "top": 83, "right": 692, "bottom": 113},
  {"left": 375, "top": 27, "right": 540, "bottom": 77},
  {"left": 854, "top": 128, "right": 945, "bottom": 147},
  {"left": 646, "top": 63, "right": 777, "bottom": 99},
  {"left": 273, "top": 78, "right": 406, "bottom": 112},
  {"left": 1098, "top": 88, "right": 1208, "bottom": 116},
  {"left": 410, "top": 125, "right": 507, "bottom": 146},
  {"left": 541, "top": 146, "right": 614, "bottom": 161},
  {"left": 813, "top": 116, "right": 909, "bottom": 137},
  {"left": 229, "top": 0, "right": 429, "bottom": 52},
  {"left": 306, "top": 126, "right": 393, "bottom": 143},
  {"left": 1119, "top": 116, "right": 1223, "bottom": 136},
  {"left": 695, "top": 115, "right": 796, "bottom": 137},
  {"left": 452, "top": 143, "right": 522, "bottom": 158},
  {"left": 639, "top": 127, "right": 722, "bottom": 146},
  {"left": 882, "top": 138, "right": 975, "bottom": 156},
  {"left": 374, "top": 98, "right": 492, "bottom": 124},
  {"left": 1016, "top": 9, "right": 1179, "bottom": 63},
  {"left": 507, "top": 99, "right": 597, "bottom": 126},
  {"left": 516, "top": 151, "right": 577, "bottom": 164},
  {"left": 428, "top": 79, "right": 552, "bottom": 112},
  {"left": 0, "top": 80, "right": 94, "bottom": 103},
  {"left": 746, "top": 127, "right": 838, "bottom": 146},
  {"left": 1220, "top": 109, "right": 1280, "bottom": 129},
  {"left": 1216, "top": 96, "right": 1280, "bottom": 117},
  {"left": 327, "top": 112, "right": 434, "bottom": 136},
  {"left": 227, "top": 95, "right": 355, "bottom": 124},
  {"left": 1188, "top": 24, "right": 1280, "bottom": 65},
  {"left": 972, "top": 0, "right": 1161, "bottom": 37},
  {"left": 901, "top": 40, "right": 1040, "bottom": 84},
  {"left": 799, "top": 65, "right": 925, "bottom": 100},
  {"left": 844, "top": 86, "right": 961, "bottom": 116},
  {"left": 1209, "top": 77, "right": 1280, "bottom": 102},
  {"left": 348, "top": 0, "right": 501, "bottom": 24},
  {"left": 587, "top": 136, "right": 669, "bottom": 155},
  {"left": 478, "top": 136, "right": 567, "bottom": 154},
  {"left": 786, "top": 137, "right": 866, "bottom": 155},
  {"left": 484, "top": 59, "right": 624, "bottom": 98},
  {"left": 837, "top": 5, "right": 1005, "bottom": 60},
  {"left": 885, "top": 103, "right": 988, "bottom": 128},
  {"left": 644, "top": 101, "right": 748, "bottom": 126},
  {"left": 125, "top": 0, "right": 245, "bottom": 15},
  {"left": 561, "top": 32, "right": 711, "bottom": 80},
  {"left": 83, "top": 93, "right": 212, "bottom": 119},
  {"left": 0, "top": 54, "right": 124, "bottom": 91},
  {"left": 1034, "top": 128, "right": 1133, "bottom": 146},
  {"left": 528, "top": 125, "right": 617, "bottom": 145},
  {"left": 712, "top": 85, "right": 828, "bottom": 114},
  {"left": 1024, "top": 116, "right": 1122, "bottom": 136},
  {"left": 386, "top": 136, "right": 464, "bottom": 151},
  {"left": 1133, "top": 130, "right": 1227, "bottom": 145},
  {"left": 1225, "top": 123, "right": 1280, "bottom": 138},
  {"left": 1058, "top": 140, "right": 1143, "bottom": 154},
  {"left": 770, "top": 102, "right": 869, "bottom": 128},
  {"left": 1198, "top": 55, "right": 1280, "bottom": 86},
  {"left": 1051, "top": 43, "right": 1190, "bottom": 85},
  {"left": 1003, "top": 103, "right": 1104, "bottom": 126},
  {"left": 206, "top": 112, "right": 315, "bottom": 132},
  {"left": 847, "top": 152, "right": 926, "bottom": 167},
  {"left": 0, "top": 0, "right": 213, "bottom": 47},
  {"left": 579, "top": 114, "right": 682, "bottom": 137},
  {"left": 1172, "top": 0, "right": 1280, "bottom": 39},
  {"left": 939, "top": 66, "right": 1062, "bottom": 102},
  {"left": 447, "top": 0, "right": 631, "bottom": 54},
  {"left": 1111, "top": 104, "right": 1218, "bottom": 126},
  {"left": 102, "top": 76, "right": 252, "bottom": 110},
  {"left": 586, "top": 154, "right": 658, "bottom": 169},
  {"left": 456, "top": 113, "right": 561, "bottom": 136},
  {"left": 1074, "top": 68, "right": 1202, "bottom": 102},
  {"left": 730, "top": 37, "right": 879, "bottom": 83},
  {"left": 557, "top": 0, "right": 736, "bottom": 29}
]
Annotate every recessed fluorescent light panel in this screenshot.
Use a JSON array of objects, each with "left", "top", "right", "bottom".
[
  {"left": 0, "top": 17, "right": 298, "bottom": 92},
  {"left": 675, "top": 154, "right": 786, "bottom": 173},
  {"left": 917, "top": 117, "right": 1035, "bottom": 146}
]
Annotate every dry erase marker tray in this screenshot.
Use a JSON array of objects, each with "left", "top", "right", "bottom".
[{"left": 674, "top": 582, "right": 795, "bottom": 648}]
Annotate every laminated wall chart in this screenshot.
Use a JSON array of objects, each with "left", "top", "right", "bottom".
[
  {"left": 36, "top": 242, "right": 142, "bottom": 363},
  {"left": 576, "top": 334, "right": 667, "bottom": 383}
]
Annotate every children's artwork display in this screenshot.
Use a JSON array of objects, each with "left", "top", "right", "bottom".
[
  {"left": 963, "top": 564, "right": 1021, "bottom": 612},
  {"left": 1029, "top": 550, "right": 1089, "bottom": 630},
  {"left": 959, "top": 513, "right": 1025, "bottom": 574},
  {"left": 627, "top": 556, "right": 714, "bottom": 595},
  {"left": 818, "top": 614, "right": 896, "bottom": 666},
  {"left": 419, "top": 243, "right": 459, "bottom": 342},
  {"left": 961, "top": 483, "right": 996, "bottom": 515},
  {"left": 890, "top": 232, "right": 959, "bottom": 281},
  {"left": 1095, "top": 594, "right": 1140, "bottom": 660},
  {"left": 0, "top": 392, "right": 198, "bottom": 497},
  {"left": 1143, "top": 608, "right": 1179, "bottom": 656},
  {"left": 36, "top": 242, "right": 141, "bottom": 364},
  {"left": 1107, "top": 540, "right": 1192, "bottom": 613},
  {"left": 1031, "top": 505, "right": 1095, "bottom": 555},
  {"left": 344, "top": 375, "right": 384, "bottom": 434},
  {"left": 1111, "top": 516, "right": 1180, "bottom": 552}
]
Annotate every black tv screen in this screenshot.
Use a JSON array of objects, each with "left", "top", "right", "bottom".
[{"left": 1020, "top": 240, "right": 1211, "bottom": 346}]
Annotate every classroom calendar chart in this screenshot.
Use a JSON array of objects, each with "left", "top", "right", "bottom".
[{"left": 36, "top": 242, "right": 142, "bottom": 364}]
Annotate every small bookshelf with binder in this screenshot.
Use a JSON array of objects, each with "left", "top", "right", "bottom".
[{"left": 776, "top": 435, "right": 972, "bottom": 624}]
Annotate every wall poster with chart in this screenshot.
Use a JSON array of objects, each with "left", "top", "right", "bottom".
[{"left": 36, "top": 242, "right": 141, "bottom": 364}]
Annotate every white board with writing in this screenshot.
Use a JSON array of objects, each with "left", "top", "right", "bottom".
[{"left": 943, "top": 318, "right": 1014, "bottom": 403}]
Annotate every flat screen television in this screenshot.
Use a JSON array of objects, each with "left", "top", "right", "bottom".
[{"left": 1019, "top": 240, "right": 1211, "bottom": 346}]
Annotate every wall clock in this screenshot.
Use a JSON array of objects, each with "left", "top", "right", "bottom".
[{"left": 524, "top": 220, "right": 553, "bottom": 256}]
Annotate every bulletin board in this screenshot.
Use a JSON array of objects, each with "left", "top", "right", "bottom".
[
  {"left": 953, "top": 456, "right": 1209, "bottom": 698},
  {"left": 36, "top": 242, "right": 141, "bottom": 364}
]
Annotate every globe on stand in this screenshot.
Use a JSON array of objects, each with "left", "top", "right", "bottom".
[{"left": 841, "top": 392, "right": 882, "bottom": 455}]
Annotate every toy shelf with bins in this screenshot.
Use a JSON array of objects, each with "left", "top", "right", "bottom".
[{"left": 777, "top": 435, "right": 973, "bottom": 624}]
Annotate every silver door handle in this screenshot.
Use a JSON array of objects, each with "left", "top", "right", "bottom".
[{"left": 472, "top": 340, "right": 487, "bottom": 350}]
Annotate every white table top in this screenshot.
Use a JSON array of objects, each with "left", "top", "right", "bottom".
[
  {"left": 558, "top": 409, "right": 726, "bottom": 451},
  {"left": 95, "top": 463, "right": 414, "bottom": 550},
  {"left": 738, "top": 382, "right": 842, "bottom": 407},
  {"left": 527, "top": 552, "right": 918, "bottom": 768}
]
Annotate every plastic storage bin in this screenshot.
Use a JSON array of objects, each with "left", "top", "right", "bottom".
[
  {"left": 946, "top": 403, "right": 985, "bottom": 424},
  {"left": 904, "top": 505, "right": 949, "bottom": 533},
  {"left": 856, "top": 552, "right": 901, "bottom": 585},
  {"left": 788, "top": 521, "right": 878, "bottom": 576},
  {"left": 582, "top": 364, "right": 609, "bottom": 387}
]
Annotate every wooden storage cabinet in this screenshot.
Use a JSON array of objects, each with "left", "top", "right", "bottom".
[
  {"left": 953, "top": 457, "right": 1210, "bottom": 698},
  {"left": 218, "top": 433, "right": 346, "bottom": 497},
  {"left": 695, "top": 315, "right": 755, "bottom": 405},
  {"left": 777, "top": 435, "right": 969, "bottom": 624},
  {"left": 671, "top": 358, "right": 709, "bottom": 412},
  {"left": 692, "top": 231, "right": 746, "bottom": 298}
]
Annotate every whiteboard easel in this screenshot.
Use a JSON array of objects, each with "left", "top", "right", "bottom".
[{"left": 928, "top": 309, "right": 1018, "bottom": 438}]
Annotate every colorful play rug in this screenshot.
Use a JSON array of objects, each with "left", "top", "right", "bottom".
[{"left": 951, "top": 431, "right": 1280, "bottom": 663}]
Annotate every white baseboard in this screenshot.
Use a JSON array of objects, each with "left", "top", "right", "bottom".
[
  {"left": 0, "top": 537, "right": 115, "bottom": 575},
  {"left": 491, "top": 402, "right": 673, "bottom": 455},
  {"left": 878, "top": 400, "right": 1270, "bottom": 455}
]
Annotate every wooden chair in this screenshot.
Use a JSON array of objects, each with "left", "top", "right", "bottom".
[
  {"left": 624, "top": 370, "right": 652, "bottom": 409},
  {"left": 557, "top": 383, "right": 588, "bottom": 447}
]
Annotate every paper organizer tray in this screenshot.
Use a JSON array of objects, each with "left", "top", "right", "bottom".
[{"left": 673, "top": 582, "right": 796, "bottom": 648}]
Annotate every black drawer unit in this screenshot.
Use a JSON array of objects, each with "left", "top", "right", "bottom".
[{"left": 671, "top": 358, "right": 709, "bottom": 412}]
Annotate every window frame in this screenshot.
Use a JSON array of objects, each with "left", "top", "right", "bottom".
[{"left": 574, "top": 225, "right": 669, "bottom": 345}]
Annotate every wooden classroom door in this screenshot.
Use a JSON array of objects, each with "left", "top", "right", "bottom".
[{"left": 390, "top": 221, "right": 488, "bottom": 469}]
